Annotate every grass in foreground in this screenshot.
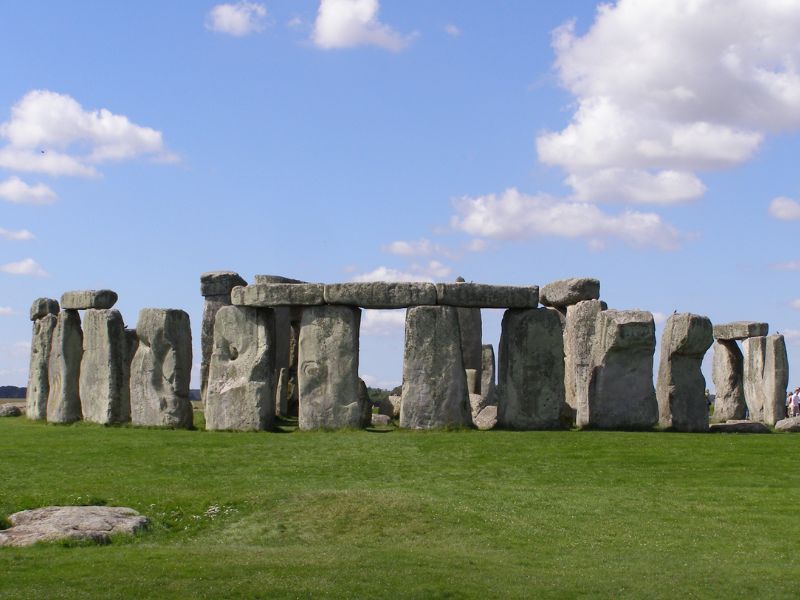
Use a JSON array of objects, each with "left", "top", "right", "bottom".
[{"left": 1, "top": 416, "right": 799, "bottom": 599}]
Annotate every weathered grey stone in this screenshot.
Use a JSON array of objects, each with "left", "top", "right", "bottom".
[
  {"left": 0, "top": 506, "right": 148, "bottom": 548},
  {"left": 47, "top": 310, "right": 83, "bottom": 424},
  {"left": 763, "top": 334, "right": 789, "bottom": 426},
  {"left": 468, "top": 393, "right": 487, "bottom": 420},
  {"left": 709, "top": 420, "right": 770, "bottom": 434},
  {"left": 497, "top": 308, "right": 565, "bottom": 430},
  {"left": 60, "top": 290, "right": 118, "bottom": 310},
  {"left": 205, "top": 306, "right": 275, "bottom": 431},
  {"left": 130, "top": 309, "right": 193, "bottom": 428},
  {"left": 371, "top": 414, "right": 391, "bottom": 427},
  {"left": 298, "top": 305, "right": 363, "bottom": 429},
  {"left": 200, "top": 270, "right": 247, "bottom": 297},
  {"left": 29, "top": 297, "right": 59, "bottom": 321},
  {"left": 376, "top": 395, "right": 401, "bottom": 419},
  {"left": 0, "top": 404, "right": 22, "bottom": 417},
  {"left": 465, "top": 369, "right": 480, "bottom": 395},
  {"left": 742, "top": 336, "right": 767, "bottom": 422},
  {"left": 775, "top": 416, "right": 800, "bottom": 432},
  {"left": 232, "top": 283, "right": 325, "bottom": 307},
  {"left": 275, "top": 367, "right": 289, "bottom": 416},
  {"left": 564, "top": 300, "right": 602, "bottom": 417},
  {"left": 358, "top": 378, "right": 373, "bottom": 428},
  {"left": 712, "top": 340, "right": 746, "bottom": 422},
  {"left": 26, "top": 313, "right": 57, "bottom": 420},
  {"left": 324, "top": 282, "right": 436, "bottom": 309},
  {"left": 79, "top": 309, "right": 130, "bottom": 425},
  {"left": 254, "top": 274, "right": 305, "bottom": 285},
  {"left": 480, "top": 344, "right": 496, "bottom": 403},
  {"left": 457, "top": 306, "right": 483, "bottom": 373},
  {"left": 656, "top": 313, "right": 713, "bottom": 432},
  {"left": 540, "top": 278, "right": 600, "bottom": 308},
  {"left": 435, "top": 283, "right": 539, "bottom": 308},
  {"left": 474, "top": 405, "right": 498, "bottom": 430},
  {"left": 401, "top": 306, "right": 471, "bottom": 429},
  {"left": 713, "top": 321, "right": 769, "bottom": 341},
  {"left": 581, "top": 310, "right": 657, "bottom": 430}
]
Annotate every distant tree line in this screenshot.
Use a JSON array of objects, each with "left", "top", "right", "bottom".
[{"left": 0, "top": 386, "right": 26, "bottom": 398}]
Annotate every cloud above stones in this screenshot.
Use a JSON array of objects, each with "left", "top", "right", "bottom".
[
  {"left": 0, "top": 227, "right": 34, "bottom": 241},
  {"left": 352, "top": 260, "right": 452, "bottom": 283},
  {"left": 206, "top": 2, "right": 267, "bottom": 36},
  {"left": 0, "top": 258, "right": 47, "bottom": 277},
  {"left": 769, "top": 196, "right": 800, "bottom": 220},
  {"left": 537, "top": 0, "right": 800, "bottom": 205},
  {"left": 360, "top": 309, "right": 406, "bottom": 336},
  {"left": 0, "top": 306, "right": 13, "bottom": 316},
  {"left": 312, "top": 0, "right": 413, "bottom": 51},
  {"left": 0, "top": 176, "right": 56, "bottom": 204}
]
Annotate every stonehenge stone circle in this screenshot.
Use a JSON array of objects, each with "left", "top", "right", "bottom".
[
  {"left": 233, "top": 283, "right": 325, "bottom": 307},
  {"left": 580, "top": 310, "right": 657, "bottom": 430},
  {"left": 60, "top": 289, "right": 118, "bottom": 311},
  {"left": 656, "top": 313, "right": 713, "bottom": 432},
  {"left": 47, "top": 310, "right": 83, "bottom": 424},
  {"left": 713, "top": 321, "right": 769, "bottom": 341},
  {"left": 79, "top": 308, "right": 131, "bottom": 425},
  {"left": 324, "top": 282, "right": 437, "bottom": 309},
  {"left": 763, "top": 334, "right": 789, "bottom": 426},
  {"left": 435, "top": 283, "right": 539, "bottom": 308},
  {"left": 200, "top": 270, "right": 247, "bottom": 405},
  {"left": 26, "top": 310, "right": 58, "bottom": 420},
  {"left": 711, "top": 341, "right": 746, "bottom": 422},
  {"left": 205, "top": 306, "right": 276, "bottom": 431},
  {"left": 401, "top": 306, "right": 471, "bottom": 429},
  {"left": 564, "top": 299, "right": 603, "bottom": 417},
  {"left": 29, "top": 297, "right": 59, "bottom": 321},
  {"left": 130, "top": 308, "right": 193, "bottom": 428},
  {"left": 540, "top": 278, "right": 600, "bottom": 308},
  {"left": 497, "top": 308, "right": 565, "bottom": 430},
  {"left": 298, "top": 305, "right": 364, "bottom": 430}
]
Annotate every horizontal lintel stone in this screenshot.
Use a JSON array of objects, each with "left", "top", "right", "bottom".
[
  {"left": 60, "top": 290, "right": 118, "bottom": 310},
  {"left": 435, "top": 283, "right": 539, "bottom": 308},
  {"left": 324, "top": 282, "right": 436, "bottom": 309},
  {"left": 253, "top": 275, "right": 306, "bottom": 285},
  {"left": 231, "top": 283, "right": 325, "bottom": 307},
  {"left": 713, "top": 321, "right": 768, "bottom": 341}
]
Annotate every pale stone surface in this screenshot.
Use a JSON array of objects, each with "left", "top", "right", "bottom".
[
  {"left": 540, "top": 278, "right": 600, "bottom": 308},
  {"left": 465, "top": 369, "right": 480, "bottom": 395},
  {"left": 29, "top": 297, "right": 59, "bottom": 321},
  {"left": 776, "top": 416, "right": 800, "bottom": 432},
  {"left": 712, "top": 341, "right": 746, "bottom": 422},
  {"left": 709, "top": 420, "right": 770, "bottom": 434},
  {"left": 581, "top": 310, "right": 657, "bottom": 430},
  {"left": 376, "top": 395, "right": 401, "bottom": 419},
  {"left": 434, "top": 283, "right": 539, "bottom": 308},
  {"left": 298, "top": 305, "right": 363, "bottom": 429},
  {"left": 130, "top": 309, "right": 193, "bottom": 428},
  {"left": 656, "top": 313, "right": 713, "bottom": 432},
  {"left": 469, "top": 393, "right": 489, "bottom": 421},
  {"left": 0, "top": 405, "right": 22, "bottom": 417},
  {"left": 324, "top": 282, "right": 436, "bottom": 309},
  {"left": 275, "top": 367, "right": 289, "bottom": 416},
  {"left": 763, "top": 334, "right": 789, "bottom": 426},
  {"left": 742, "top": 337, "right": 767, "bottom": 423},
  {"left": 60, "top": 290, "right": 118, "bottom": 310},
  {"left": 205, "top": 306, "right": 275, "bottom": 431},
  {"left": 401, "top": 306, "right": 471, "bottom": 429},
  {"left": 79, "top": 309, "right": 130, "bottom": 425},
  {"left": 0, "top": 506, "right": 148, "bottom": 547},
  {"left": 371, "top": 414, "right": 391, "bottom": 427},
  {"left": 713, "top": 321, "right": 768, "bottom": 341},
  {"left": 47, "top": 310, "right": 83, "bottom": 424},
  {"left": 232, "top": 283, "right": 324, "bottom": 307},
  {"left": 457, "top": 306, "right": 483, "bottom": 373},
  {"left": 480, "top": 344, "right": 496, "bottom": 404},
  {"left": 200, "top": 271, "right": 247, "bottom": 297},
  {"left": 26, "top": 313, "right": 57, "bottom": 420},
  {"left": 497, "top": 308, "right": 565, "bottom": 430},
  {"left": 564, "top": 300, "right": 602, "bottom": 416},
  {"left": 474, "top": 405, "right": 498, "bottom": 430}
]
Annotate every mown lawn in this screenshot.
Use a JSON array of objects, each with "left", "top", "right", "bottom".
[{"left": 1, "top": 414, "right": 799, "bottom": 599}]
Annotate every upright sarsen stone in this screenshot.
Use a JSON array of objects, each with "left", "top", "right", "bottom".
[
  {"left": 581, "top": 310, "right": 657, "bottom": 430},
  {"left": 564, "top": 300, "right": 602, "bottom": 416},
  {"left": 656, "top": 313, "right": 713, "bottom": 432},
  {"left": 130, "top": 309, "right": 193, "bottom": 428},
  {"left": 47, "top": 310, "right": 83, "bottom": 423},
  {"left": 497, "top": 308, "right": 565, "bottom": 430},
  {"left": 297, "top": 305, "right": 363, "bottom": 430},
  {"left": 26, "top": 312, "right": 58, "bottom": 420},
  {"left": 711, "top": 341, "right": 746, "bottom": 422},
  {"left": 79, "top": 309, "right": 130, "bottom": 425},
  {"left": 205, "top": 306, "right": 275, "bottom": 431},
  {"left": 457, "top": 307, "right": 482, "bottom": 373},
  {"left": 763, "top": 334, "right": 789, "bottom": 426},
  {"left": 401, "top": 306, "right": 471, "bottom": 429},
  {"left": 742, "top": 336, "right": 767, "bottom": 422},
  {"left": 480, "top": 344, "right": 496, "bottom": 402}
]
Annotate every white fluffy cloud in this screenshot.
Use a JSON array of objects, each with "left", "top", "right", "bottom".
[
  {"left": 449, "top": 188, "right": 680, "bottom": 250},
  {"left": 769, "top": 196, "right": 800, "bottom": 220},
  {"left": 206, "top": 2, "right": 267, "bottom": 36},
  {"left": 0, "top": 90, "right": 173, "bottom": 177},
  {"left": 538, "top": 0, "right": 800, "bottom": 204},
  {"left": 0, "top": 258, "right": 47, "bottom": 276},
  {"left": 0, "top": 176, "right": 56, "bottom": 204},
  {"left": 360, "top": 309, "right": 406, "bottom": 336},
  {"left": 312, "top": 0, "right": 412, "bottom": 51},
  {"left": 352, "top": 260, "right": 452, "bottom": 283},
  {"left": 0, "top": 227, "right": 34, "bottom": 241}
]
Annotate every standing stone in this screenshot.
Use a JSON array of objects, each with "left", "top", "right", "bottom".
[
  {"left": 581, "top": 310, "right": 657, "bottom": 430},
  {"left": 29, "top": 297, "right": 59, "bottom": 321},
  {"left": 564, "top": 300, "right": 603, "bottom": 418},
  {"left": 401, "top": 306, "right": 471, "bottom": 429},
  {"left": 130, "top": 309, "right": 193, "bottom": 428},
  {"left": 497, "top": 308, "right": 565, "bottom": 430},
  {"left": 457, "top": 307, "right": 483, "bottom": 373},
  {"left": 358, "top": 378, "right": 373, "bottom": 428},
  {"left": 763, "top": 334, "right": 789, "bottom": 426},
  {"left": 656, "top": 313, "right": 713, "bottom": 432},
  {"left": 711, "top": 341, "right": 746, "bottom": 422},
  {"left": 200, "top": 271, "right": 247, "bottom": 405},
  {"left": 742, "top": 336, "right": 767, "bottom": 422},
  {"left": 47, "top": 310, "right": 83, "bottom": 423},
  {"left": 205, "top": 306, "right": 275, "bottom": 431},
  {"left": 465, "top": 369, "right": 480, "bottom": 395},
  {"left": 297, "top": 305, "right": 363, "bottom": 430},
  {"left": 480, "top": 344, "right": 496, "bottom": 403},
  {"left": 79, "top": 309, "right": 130, "bottom": 425},
  {"left": 26, "top": 311, "right": 58, "bottom": 420},
  {"left": 275, "top": 367, "right": 289, "bottom": 417}
]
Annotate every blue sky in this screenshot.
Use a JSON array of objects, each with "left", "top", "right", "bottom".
[{"left": 1, "top": 0, "right": 799, "bottom": 390}]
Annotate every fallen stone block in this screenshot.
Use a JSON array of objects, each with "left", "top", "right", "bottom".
[
  {"left": 709, "top": 420, "right": 770, "bottom": 434},
  {"left": 232, "top": 283, "right": 325, "bottom": 307},
  {"left": 371, "top": 414, "right": 391, "bottom": 427},
  {"left": 713, "top": 321, "right": 768, "bottom": 341},
  {"left": 434, "top": 283, "right": 539, "bottom": 308},
  {"left": 775, "top": 417, "right": 800, "bottom": 432},
  {"left": 474, "top": 405, "right": 498, "bottom": 430},
  {"left": 324, "top": 282, "right": 436, "bottom": 309},
  {"left": 540, "top": 278, "right": 600, "bottom": 308},
  {"left": 0, "top": 405, "right": 22, "bottom": 417},
  {"left": 60, "top": 290, "right": 118, "bottom": 310}
]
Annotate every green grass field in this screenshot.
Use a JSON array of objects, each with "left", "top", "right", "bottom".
[{"left": 1, "top": 413, "right": 799, "bottom": 599}]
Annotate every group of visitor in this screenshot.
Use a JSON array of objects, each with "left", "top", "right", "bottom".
[{"left": 786, "top": 388, "right": 800, "bottom": 417}]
